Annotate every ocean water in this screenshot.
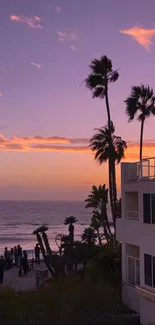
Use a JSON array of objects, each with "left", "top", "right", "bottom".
[{"left": 0, "top": 200, "right": 93, "bottom": 255}]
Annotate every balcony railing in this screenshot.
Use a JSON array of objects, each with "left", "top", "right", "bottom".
[
  {"left": 136, "top": 285, "right": 155, "bottom": 302},
  {"left": 126, "top": 210, "right": 139, "bottom": 220},
  {"left": 125, "top": 157, "right": 155, "bottom": 182}
]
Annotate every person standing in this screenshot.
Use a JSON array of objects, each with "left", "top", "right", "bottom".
[
  {"left": 34, "top": 244, "right": 40, "bottom": 265},
  {"left": 14, "top": 246, "right": 18, "bottom": 266},
  {"left": 23, "top": 251, "right": 28, "bottom": 275},
  {"left": 17, "top": 245, "right": 22, "bottom": 258},
  {"left": 4, "top": 247, "right": 9, "bottom": 269},
  {"left": 0, "top": 256, "right": 5, "bottom": 284}
]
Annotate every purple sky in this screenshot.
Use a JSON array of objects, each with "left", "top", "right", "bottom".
[{"left": 0, "top": 0, "right": 155, "bottom": 200}]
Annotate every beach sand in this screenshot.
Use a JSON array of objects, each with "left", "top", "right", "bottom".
[{"left": 2, "top": 262, "right": 49, "bottom": 291}]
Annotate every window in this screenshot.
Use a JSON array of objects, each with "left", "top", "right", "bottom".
[
  {"left": 127, "top": 257, "right": 140, "bottom": 286},
  {"left": 126, "top": 244, "right": 140, "bottom": 286},
  {"left": 144, "top": 254, "right": 155, "bottom": 288},
  {"left": 143, "top": 194, "right": 155, "bottom": 224}
]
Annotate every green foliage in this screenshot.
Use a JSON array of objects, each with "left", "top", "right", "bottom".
[
  {"left": 85, "top": 185, "right": 113, "bottom": 245},
  {"left": 64, "top": 216, "right": 77, "bottom": 225},
  {"left": 81, "top": 227, "right": 97, "bottom": 245},
  {"left": 90, "top": 122, "right": 127, "bottom": 165},
  {"left": 125, "top": 84, "right": 155, "bottom": 122},
  {"left": 0, "top": 276, "right": 130, "bottom": 325},
  {"left": 125, "top": 84, "right": 155, "bottom": 161},
  {"left": 85, "top": 184, "right": 108, "bottom": 209},
  {"left": 33, "top": 225, "right": 48, "bottom": 235},
  {"left": 85, "top": 55, "right": 119, "bottom": 99}
]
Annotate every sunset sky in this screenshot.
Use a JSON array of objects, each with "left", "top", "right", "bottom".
[{"left": 1, "top": 0, "right": 155, "bottom": 200}]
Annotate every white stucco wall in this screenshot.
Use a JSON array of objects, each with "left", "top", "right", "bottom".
[
  {"left": 117, "top": 162, "right": 155, "bottom": 325},
  {"left": 122, "top": 285, "right": 140, "bottom": 313},
  {"left": 140, "top": 298, "right": 155, "bottom": 325}
]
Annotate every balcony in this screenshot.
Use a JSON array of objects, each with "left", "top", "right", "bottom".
[
  {"left": 126, "top": 210, "right": 139, "bottom": 220},
  {"left": 136, "top": 285, "right": 155, "bottom": 302},
  {"left": 124, "top": 157, "right": 155, "bottom": 182}
]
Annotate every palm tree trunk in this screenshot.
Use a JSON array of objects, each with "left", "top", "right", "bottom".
[
  {"left": 108, "top": 157, "right": 114, "bottom": 227},
  {"left": 96, "top": 228, "right": 102, "bottom": 246},
  {"left": 105, "top": 84, "right": 111, "bottom": 129},
  {"left": 36, "top": 233, "right": 57, "bottom": 278},
  {"left": 105, "top": 84, "right": 115, "bottom": 227},
  {"left": 139, "top": 118, "right": 144, "bottom": 176},
  {"left": 140, "top": 118, "right": 144, "bottom": 161},
  {"left": 111, "top": 158, "right": 117, "bottom": 232}
]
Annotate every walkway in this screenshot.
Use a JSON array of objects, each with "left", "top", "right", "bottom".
[{"left": 2, "top": 262, "right": 47, "bottom": 291}]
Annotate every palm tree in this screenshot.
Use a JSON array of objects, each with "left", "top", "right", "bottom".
[
  {"left": 33, "top": 226, "right": 57, "bottom": 278},
  {"left": 85, "top": 55, "right": 119, "bottom": 223},
  {"left": 81, "top": 227, "right": 97, "bottom": 246},
  {"left": 85, "top": 55, "right": 119, "bottom": 129},
  {"left": 125, "top": 84, "right": 155, "bottom": 162},
  {"left": 90, "top": 122, "right": 127, "bottom": 230},
  {"left": 64, "top": 216, "right": 77, "bottom": 244},
  {"left": 85, "top": 185, "right": 112, "bottom": 243}
]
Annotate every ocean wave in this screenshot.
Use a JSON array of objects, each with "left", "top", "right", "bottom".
[
  {"left": 0, "top": 237, "right": 32, "bottom": 243},
  {"left": 5, "top": 222, "right": 47, "bottom": 227}
]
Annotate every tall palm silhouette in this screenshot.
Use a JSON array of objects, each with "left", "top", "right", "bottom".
[
  {"left": 85, "top": 184, "right": 112, "bottom": 244},
  {"left": 81, "top": 227, "right": 97, "bottom": 246},
  {"left": 125, "top": 84, "right": 155, "bottom": 162},
  {"left": 90, "top": 122, "right": 127, "bottom": 230},
  {"left": 85, "top": 55, "right": 119, "bottom": 222},
  {"left": 64, "top": 216, "right": 77, "bottom": 245}
]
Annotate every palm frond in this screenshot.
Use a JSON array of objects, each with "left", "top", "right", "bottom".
[
  {"left": 85, "top": 74, "right": 104, "bottom": 89},
  {"left": 92, "top": 87, "right": 105, "bottom": 98},
  {"left": 109, "top": 71, "right": 119, "bottom": 83},
  {"left": 64, "top": 216, "right": 77, "bottom": 225},
  {"left": 125, "top": 84, "right": 155, "bottom": 122}
]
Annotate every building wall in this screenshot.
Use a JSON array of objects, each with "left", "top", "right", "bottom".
[
  {"left": 122, "top": 285, "right": 140, "bottom": 314},
  {"left": 140, "top": 298, "right": 155, "bottom": 325},
  {"left": 121, "top": 243, "right": 140, "bottom": 313},
  {"left": 118, "top": 162, "right": 155, "bottom": 324}
]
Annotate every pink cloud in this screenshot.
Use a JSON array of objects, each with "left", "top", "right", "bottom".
[
  {"left": 57, "top": 31, "right": 78, "bottom": 42},
  {"left": 56, "top": 6, "right": 62, "bottom": 13},
  {"left": 0, "top": 93, "right": 3, "bottom": 97},
  {"left": 30, "top": 62, "right": 41, "bottom": 69},
  {"left": 70, "top": 45, "right": 76, "bottom": 52},
  {"left": 120, "top": 26, "right": 155, "bottom": 51},
  {"left": 10, "top": 15, "right": 43, "bottom": 29},
  {"left": 57, "top": 31, "right": 67, "bottom": 41}
]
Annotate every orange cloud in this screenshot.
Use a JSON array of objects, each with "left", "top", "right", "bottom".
[
  {"left": 30, "top": 62, "right": 41, "bottom": 69},
  {"left": 120, "top": 26, "right": 155, "bottom": 51},
  {"left": 0, "top": 135, "right": 154, "bottom": 160},
  {"left": 10, "top": 15, "right": 43, "bottom": 29}
]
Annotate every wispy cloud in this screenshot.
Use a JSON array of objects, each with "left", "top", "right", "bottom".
[
  {"left": 0, "top": 135, "right": 154, "bottom": 160},
  {"left": 120, "top": 26, "right": 155, "bottom": 51},
  {"left": 30, "top": 62, "right": 41, "bottom": 69},
  {"left": 57, "top": 31, "right": 77, "bottom": 42},
  {"left": 70, "top": 45, "right": 76, "bottom": 52},
  {"left": 10, "top": 15, "right": 43, "bottom": 29},
  {"left": 56, "top": 6, "right": 62, "bottom": 13},
  {"left": 0, "top": 93, "right": 3, "bottom": 97},
  {"left": 57, "top": 31, "right": 78, "bottom": 51}
]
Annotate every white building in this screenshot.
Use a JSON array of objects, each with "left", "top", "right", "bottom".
[{"left": 116, "top": 157, "right": 155, "bottom": 325}]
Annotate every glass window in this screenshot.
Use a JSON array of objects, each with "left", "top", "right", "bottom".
[
  {"left": 127, "top": 256, "right": 140, "bottom": 286},
  {"left": 143, "top": 194, "right": 151, "bottom": 223},
  {"left": 136, "top": 259, "right": 140, "bottom": 285},
  {"left": 151, "top": 194, "right": 155, "bottom": 224},
  {"left": 144, "top": 254, "right": 152, "bottom": 287}
]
